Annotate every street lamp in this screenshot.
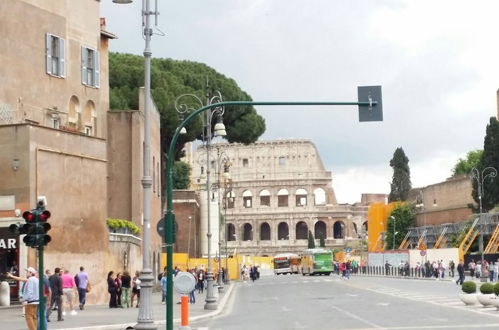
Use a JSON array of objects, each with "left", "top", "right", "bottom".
[
  {"left": 214, "top": 145, "right": 230, "bottom": 292},
  {"left": 470, "top": 167, "right": 498, "bottom": 267},
  {"left": 174, "top": 87, "right": 226, "bottom": 311},
  {"left": 112, "top": 1, "right": 159, "bottom": 329},
  {"left": 223, "top": 175, "right": 234, "bottom": 284}
]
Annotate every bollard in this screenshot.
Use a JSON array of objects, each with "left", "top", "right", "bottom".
[
  {"left": 0, "top": 281, "right": 10, "bottom": 307},
  {"left": 179, "top": 295, "right": 190, "bottom": 330}
]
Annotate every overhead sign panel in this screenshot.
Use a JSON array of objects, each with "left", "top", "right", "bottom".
[{"left": 358, "top": 85, "right": 383, "bottom": 122}]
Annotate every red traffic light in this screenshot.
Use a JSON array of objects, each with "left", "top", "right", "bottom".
[
  {"left": 39, "top": 210, "right": 51, "bottom": 222},
  {"left": 23, "top": 211, "right": 34, "bottom": 222}
]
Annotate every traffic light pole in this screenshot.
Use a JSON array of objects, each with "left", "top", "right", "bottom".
[{"left": 38, "top": 245, "right": 46, "bottom": 330}]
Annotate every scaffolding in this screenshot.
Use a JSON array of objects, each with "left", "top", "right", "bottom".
[{"left": 484, "top": 224, "right": 499, "bottom": 254}]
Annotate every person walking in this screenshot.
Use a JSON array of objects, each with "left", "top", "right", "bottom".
[
  {"left": 456, "top": 261, "right": 465, "bottom": 285},
  {"left": 449, "top": 260, "right": 455, "bottom": 278},
  {"left": 8, "top": 267, "right": 38, "bottom": 330},
  {"left": 61, "top": 269, "right": 78, "bottom": 316},
  {"left": 107, "top": 271, "right": 118, "bottom": 308},
  {"left": 131, "top": 271, "right": 141, "bottom": 308},
  {"left": 197, "top": 269, "right": 205, "bottom": 293},
  {"left": 160, "top": 271, "right": 167, "bottom": 304},
  {"left": 115, "top": 272, "right": 122, "bottom": 307},
  {"left": 121, "top": 271, "right": 132, "bottom": 308},
  {"left": 48, "top": 267, "right": 64, "bottom": 322},
  {"left": 75, "top": 266, "right": 90, "bottom": 310}
]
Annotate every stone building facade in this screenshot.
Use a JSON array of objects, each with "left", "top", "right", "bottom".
[
  {"left": 0, "top": 1, "right": 162, "bottom": 303},
  {"left": 408, "top": 175, "right": 474, "bottom": 226},
  {"left": 187, "top": 140, "right": 368, "bottom": 257}
]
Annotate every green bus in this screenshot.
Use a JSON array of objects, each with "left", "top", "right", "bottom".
[{"left": 300, "top": 248, "right": 333, "bottom": 275}]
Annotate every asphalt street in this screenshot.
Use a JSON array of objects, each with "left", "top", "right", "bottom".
[{"left": 191, "top": 274, "right": 499, "bottom": 330}]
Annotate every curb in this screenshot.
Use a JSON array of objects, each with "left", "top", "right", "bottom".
[{"left": 69, "top": 283, "right": 235, "bottom": 330}]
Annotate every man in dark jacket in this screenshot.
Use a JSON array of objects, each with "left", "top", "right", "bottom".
[
  {"left": 456, "top": 261, "right": 465, "bottom": 285},
  {"left": 48, "top": 267, "right": 63, "bottom": 322}
]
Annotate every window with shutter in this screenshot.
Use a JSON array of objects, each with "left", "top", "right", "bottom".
[
  {"left": 45, "top": 33, "right": 65, "bottom": 78},
  {"left": 81, "top": 46, "right": 100, "bottom": 88}
]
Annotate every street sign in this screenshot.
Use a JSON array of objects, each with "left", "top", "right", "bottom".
[
  {"left": 358, "top": 86, "right": 383, "bottom": 122},
  {"left": 156, "top": 217, "right": 165, "bottom": 240},
  {"left": 174, "top": 272, "right": 196, "bottom": 295},
  {"left": 345, "top": 247, "right": 351, "bottom": 253},
  {"left": 420, "top": 250, "right": 427, "bottom": 257},
  {"left": 419, "top": 243, "right": 427, "bottom": 251}
]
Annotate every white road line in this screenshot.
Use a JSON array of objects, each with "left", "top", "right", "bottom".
[{"left": 329, "top": 304, "right": 384, "bottom": 329}]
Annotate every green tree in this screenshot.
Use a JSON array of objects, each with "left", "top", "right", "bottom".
[
  {"left": 473, "top": 117, "right": 499, "bottom": 211},
  {"left": 172, "top": 161, "right": 191, "bottom": 189},
  {"left": 319, "top": 235, "right": 326, "bottom": 248},
  {"left": 388, "top": 147, "right": 411, "bottom": 202},
  {"left": 452, "top": 150, "right": 483, "bottom": 177},
  {"left": 385, "top": 204, "right": 415, "bottom": 250},
  {"left": 109, "top": 52, "right": 266, "bottom": 160},
  {"left": 308, "top": 230, "right": 316, "bottom": 249}
]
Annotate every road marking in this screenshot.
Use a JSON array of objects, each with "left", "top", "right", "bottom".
[
  {"left": 281, "top": 305, "right": 291, "bottom": 312},
  {"left": 329, "top": 304, "right": 384, "bottom": 329},
  {"left": 375, "top": 302, "right": 390, "bottom": 306}
]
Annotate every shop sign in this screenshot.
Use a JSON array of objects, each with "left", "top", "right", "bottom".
[{"left": 0, "top": 238, "right": 16, "bottom": 249}]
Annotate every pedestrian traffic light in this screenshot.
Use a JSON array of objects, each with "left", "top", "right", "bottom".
[{"left": 19, "top": 207, "right": 52, "bottom": 247}]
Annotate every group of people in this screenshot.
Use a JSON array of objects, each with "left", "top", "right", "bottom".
[
  {"left": 467, "top": 259, "right": 499, "bottom": 282},
  {"left": 6, "top": 265, "right": 89, "bottom": 330},
  {"left": 106, "top": 270, "right": 141, "bottom": 308},
  {"left": 241, "top": 265, "right": 260, "bottom": 281}
]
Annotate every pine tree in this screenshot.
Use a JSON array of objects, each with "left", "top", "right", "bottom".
[
  {"left": 388, "top": 147, "right": 412, "bottom": 202},
  {"left": 474, "top": 117, "right": 499, "bottom": 211},
  {"left": 308, "top": 230, "right": 316, "bottom": 249}
]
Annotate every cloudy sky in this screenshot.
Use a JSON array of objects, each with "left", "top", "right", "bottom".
[{"left": 101, "top": 1, "right": 499, "bottom": 204}]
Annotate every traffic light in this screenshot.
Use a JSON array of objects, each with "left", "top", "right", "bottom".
[{"left": 16, "top": 207, "right": 52, "bottom": 247}]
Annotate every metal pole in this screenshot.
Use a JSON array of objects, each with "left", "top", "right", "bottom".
[
  {"left": 38, "top": 245, "right": 46, "bottom": 330},
  {"left": 204, "top": 99, "right": 217, "bottom": 310},
  {"left": 135, "top": 0, "right": 156, "bottom": 328},
  {"left": 216, "top": 148, "right": 224, "bottom": 292},
  {"left": 393, "top": 218, "right": 395, "bottom": 250}
]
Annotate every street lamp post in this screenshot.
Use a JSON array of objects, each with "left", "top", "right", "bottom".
[
  {"left": 470, "top": 167, "right": 498, "bottom": 267},
  {"left": 113, "top": 1, "right": 159, "bottom": 329},
  {"left": 214, "top": 145, "right": 230, "bottom": 292},
  {"left": 165, "top": 95, "right": 382, "bottom": 330},
  {"left": 390, "top": 216, "right": 396, "bottom": 250},
  {"left": 175, "top": 89, "right": 226, "bottom": 310},
  {"left": 224, "top": 177, "right": 233, "bottom": 284}
]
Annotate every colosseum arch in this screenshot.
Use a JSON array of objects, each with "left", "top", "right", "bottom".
[
  {"left": 295, "top": 188, "right": 307, "bottom": 206},
  {"left": 314, "top": 220, "right": 327, "bottom": 240},
  {"left": 278, "top": 222, "right": 289, "bottom": 240},
  {"left": 313, "top": 188, "right": 326, "bottom": 205},
  {"left": 333, "top": 221, "right": 345, "bottom": 239},
  {"left": 260, "top": 222, "right": 271, "bottom": 240},
  {"left": 243, "top": 223, "right": 253, "bottom": 241},
  {"left": 277, "top": 188, "right": 289, "bottom": 207},
  {"left": 226, "top": 223, "right": 236, "bottom": 241},
  {"left": 296, "top": 221, "right": 308, "bottom": 239}
]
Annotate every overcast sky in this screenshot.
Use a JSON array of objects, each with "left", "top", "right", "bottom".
[{"left": 101, "top": 1, "right": 499, "bottom": 204}]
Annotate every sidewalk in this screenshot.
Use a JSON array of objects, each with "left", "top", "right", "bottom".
[{"left": 0, "top": 283, "right": 234, "bottom": 330}]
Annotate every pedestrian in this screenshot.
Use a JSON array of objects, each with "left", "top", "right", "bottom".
[
  {"left": 48, "top": 267, "right": 64, "bottom": 322},
  {"left": 121, "top": 271, "right": 132, "bottom": 308},
  {"left": 449, "top": 260, "right": 455, "bottom": 278},
  {"left": 468, "top": 260, "right": 475, "bottom": 278},
  {"left": 115, "top": 272, "right": 122, "bottom": 307},
  {"left": 61, "top": 269, "right": 78, "bottom": 316},
  {"left": 131, "top": 271, "right": 141, "bottom": 308},
  {"left": 475, "top": 262, "right": 482, "bottom": 278},
  {"left": 107, "top": 271, "right": 118, "bottom": 308},
  {"left": 494, "top": 261, "right": 499, "bottom": 282},
  {"left": 160, "top": 271, "right": 167, "bottom": 304},
  {"left": 456, "top": 260, "right": 465, "bottom": 285},
  {"left": 197, "top": 269, "right": 205, "bottom": 293},
  {"left": 489, "top": 262, "right": 495, "bottom": 282},
  {"left": 75, "top": 266, "right": 90, "bottom": 310},
  {"left": 8, "top": 267, "right": 38, "bottom": 330},
  {"left": 189, "top": 270, "right": 197, "bottom": 304},
  {"left": 384, "top": 261, "right": 391, "bottom": 276}
]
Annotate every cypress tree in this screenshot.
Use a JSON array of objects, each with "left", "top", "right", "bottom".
[
  {"left": 308, "top": 230, "right": 316, "bottom": 249},
  {"left": 474, "top": 117, "right": 499, "bottom": 211},
  {"left": 388, "top": 147, "right": 412, "bottom": 202}
]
